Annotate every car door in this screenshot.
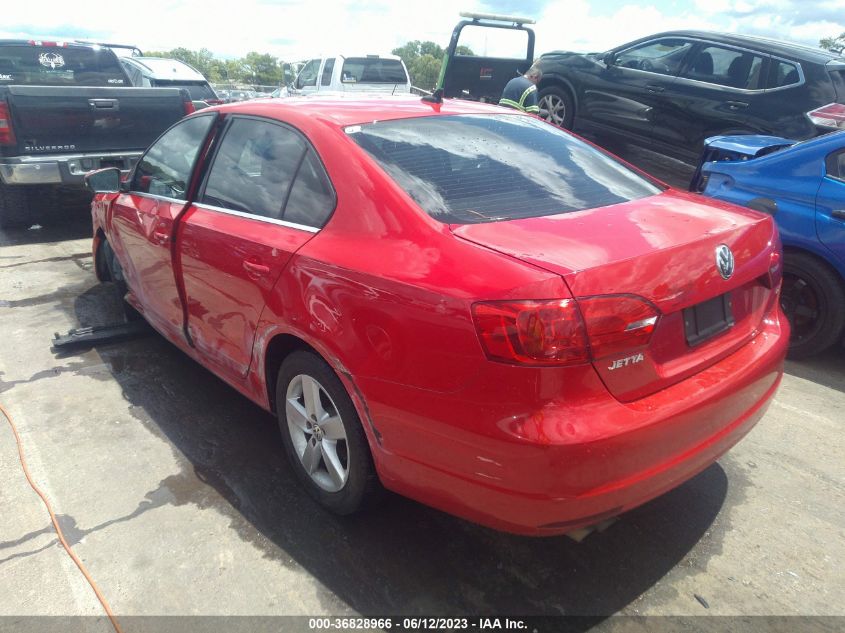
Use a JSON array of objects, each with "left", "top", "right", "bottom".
[
  {"left": 583, "top": 38, "right": 693, "bottom": 140},
  {"left": 659, "top": 42, "right": 768, "bottom": 156},
  {"left": 109, "top": 114, "right": 216, "bottom": 338},
  {"left": 816, "top": 148, "right": 845, "bottom": 268},
  {"left": 177, "top": 116, "right": 335, "bottom": 381}
]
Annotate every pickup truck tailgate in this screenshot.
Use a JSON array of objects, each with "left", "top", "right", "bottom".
[{"left": 6, "top": 86, "right": 186, "bottom": 154}]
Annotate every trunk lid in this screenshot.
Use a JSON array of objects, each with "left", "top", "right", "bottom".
[
  {"left": 452, "top": 190, "right": 779, "bottom": 401},
  {"left": 5, "top": 85, "right": 187, "bottom": 154}
]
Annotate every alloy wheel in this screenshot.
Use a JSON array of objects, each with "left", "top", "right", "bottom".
[
  {"left": 285, "top": 374, "right": 349, "bottom": 493},
  {"left": 539, "top": 94, "right": 567, "bottom": 127},
  {"left": 780, "top": 272, "right": 822, "bottom": 344}
]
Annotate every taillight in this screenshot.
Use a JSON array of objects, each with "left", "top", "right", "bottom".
[
  {"left": 807, "top": 103, "right": 845, "bottom": 129},
  {"left": 0, "top": 101, "right": 15, "bottom": 146},
  {"left": 577, "top": 295, "right": 659, "bottom": 359},
  {"left": 28, "top": 40, "right": 67, "bottom": 47},
  {"left": 472, "top": 295, "right": 659, "bottom": 366},
  {"left": 184, "top": 100, "right": 196, "bottom": 115},
  {"left": 472, "top": 300, "right": 589, "bottom": 366}
]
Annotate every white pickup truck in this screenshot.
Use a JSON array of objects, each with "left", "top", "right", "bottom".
[{"left": 291, "top": 54, "right": 411, "bottom": 96}]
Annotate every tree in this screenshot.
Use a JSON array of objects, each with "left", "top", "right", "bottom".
[
  {"left": 820, "top": 33, "right": 845, "bottom": 52},
  {"left": 392, "top": 40, "right": 474, "bottom": 90},
  {"left": 242, "top": 51, "right": 283, "bottom": 86}
]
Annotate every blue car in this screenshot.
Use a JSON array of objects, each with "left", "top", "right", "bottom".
[{"left": 695, "top": 131, "right": 845, "bottom": 358}]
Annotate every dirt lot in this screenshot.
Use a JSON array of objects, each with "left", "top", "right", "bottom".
[{"left": 1, "top": 166, "right": 843, "bottom": 629}]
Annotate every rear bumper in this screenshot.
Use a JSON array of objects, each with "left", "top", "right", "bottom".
[
  {"left": 365, "top": 308, "right": 789, "bottom": 536},
  {"left": 0, "top": 151, "right": 141, "bottom": 186}
]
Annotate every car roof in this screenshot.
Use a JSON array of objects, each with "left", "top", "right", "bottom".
[
  {"left": 120, "top": 56, "right": 206, "bottom": 81},
  {"left": 649, "top": 30, "right": 843, "bottom": 63},
  {"left": 206, "top": 95, "right": 514, "bottom": 128}
]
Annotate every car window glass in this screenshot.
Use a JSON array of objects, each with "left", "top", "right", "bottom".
[
  {"left": 827, "top": 150, "right": 845, "bottom": 180},
  {"left": 131, "top": 115, "right": 214, "bottom": 199},
  {"left": 769, "top": 60, "right": 801, "bottom": 88},
  {"left": 682, "top": 45, "right": 765, "bottom": 89},
  {"left": 284, "top": 148, "right": 335, "bottom": 228},
  {"left": 349, "top": 114, "right": 661, "bottom": 225},
  {"left": 615, "top": 39, "right": 693, "bottom": 76},
  {"left": 0, "top": 45, "right": 127, "bottom": 86},
  {"left": 341, "top": 58, "right": 408, "bottom": 83},
  {"left": 321, "top": 58, "right": 335, "bottom": 86},
  {"left": 296, "top": 59, "right": 320, "bottom": 88},
  {"left": 202, "top": 118, "right": 306, "bottom": 219}
]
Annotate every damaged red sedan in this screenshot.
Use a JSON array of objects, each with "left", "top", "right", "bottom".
[{"left": 86, "top": 97, "right": 788, "bottom": 535}]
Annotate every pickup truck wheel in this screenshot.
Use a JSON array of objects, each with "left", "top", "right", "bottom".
[
  {"left": 276, "top": 351, "right": 379, "bottom": 515},
  {"left": 538, "top": 85, "right": 574, "bottom": 129},
  {"left": 0, "top": 183, "right": 31, "bottom": 229},
  {"left": 781, "top": 252, "right": 845, "bottom": 358}
]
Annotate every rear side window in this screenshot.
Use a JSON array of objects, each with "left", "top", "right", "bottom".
[
  {"left": 826, "top": 149, "right": 845, "bottom": 181},
  {"left": 321, "top": 58, "right": 335, "bottom": 86},
  {"left": 341, "top": 58, "right": 407, "bottom": 84},
  {"left": 348, "top": 114, "right": 662, "bottom": 224},
  {"left": 202, "top": 118, "right": 305, "bottom": 219},
  {"left": 768, "top": 60, "right": 801, "bottom": 88},
  {"left": 0, "top": 45, "right": 127, "bottom": 86},
  {"left": 284, "top": 149, "right": 335, "bottom": 227},
  {"left": 827, "top": 69, "right": 845, "bottom": 99},
  {"left": 132, "top": 115, "right": 215, "bottom": 199},
  {"left": 682, "top": 46, "right": 765, "bottom": 90}
]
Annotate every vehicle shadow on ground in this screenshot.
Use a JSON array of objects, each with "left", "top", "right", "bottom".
[
  {"left": 60, "top": 283, "right": 735, "bottom": 621},
  {"left": 785, "top": 347, "right": 845, "bottom": 394},
  {"left": 0, "top": 196, "right": 92, "bottom": 247}
]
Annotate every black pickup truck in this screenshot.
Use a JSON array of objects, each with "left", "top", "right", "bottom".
[{"left": 0, "top": 40, "right": 193, "bottom": 228}]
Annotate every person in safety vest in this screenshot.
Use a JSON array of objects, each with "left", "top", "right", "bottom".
[{"left": 498, "top": 65, "right": 542, "bottom": 113}]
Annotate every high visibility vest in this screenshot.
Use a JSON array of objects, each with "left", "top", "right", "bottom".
[{"left": 498, "top": 76, "right": 539, "bottom": 114}]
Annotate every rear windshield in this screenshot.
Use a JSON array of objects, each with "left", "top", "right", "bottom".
[
  {"left": 341, "top": 58, "right": 407, "bottom": 84},
  {"left": 0, "top": 45, "right": 127, "bottom": 86},
  {"left": 348, "top": 114, "right": 662, "bottom": 224},
  {"left": 152, "top": 80, "right": 217, "bottom": 101}
]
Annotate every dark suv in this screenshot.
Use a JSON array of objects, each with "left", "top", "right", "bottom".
[{"left": 535, "top": 31, "right": 845, "bottom": 163}]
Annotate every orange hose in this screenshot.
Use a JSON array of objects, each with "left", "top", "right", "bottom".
[{"left": 0, "top": 401, "right": 123, "bottom": 633}]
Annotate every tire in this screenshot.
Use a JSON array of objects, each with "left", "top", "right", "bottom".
[
  {"left": 101, "top": 239, "right": 141, "bottom": 322},
  {"left": 538, "top": 85, "right": 575, "bottom": 129},
  {"left": 276, "top": 350, "right": 379, "bottom": 515},
  {"left": 780, "top": 252, "right": 845, "bottom": 358},
  {"left": 0, "top": 182, "right": 31, "bottom": 229}
]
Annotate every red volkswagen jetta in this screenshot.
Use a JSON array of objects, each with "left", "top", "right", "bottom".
[{"left": 87, "top": 97, "right": 788, "bottom": 535}]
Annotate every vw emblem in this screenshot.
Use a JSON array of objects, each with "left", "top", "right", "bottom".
[{"left": 715, "top": 244, "right": 735, "bottom": 280}]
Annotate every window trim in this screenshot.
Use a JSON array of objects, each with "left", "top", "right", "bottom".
[
  {"left": 613, "top": 36, "right": 805, "bottom": 93},
  {"left": 128, "top": 112, "right": 218, "bottom": 200},
  {"left": 825, "top": 148, "right": 845, "bottom": 183},
  {"left": 196, "top": 114, "right": 337, "bottom": 229}
]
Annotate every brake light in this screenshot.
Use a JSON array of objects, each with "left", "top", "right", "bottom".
[
  {"left": 577, "top": 295, "right": 659, "bottom": 359},
  {"left": 807, "top": 103, "right": 845, "bottom": 129},
  {"left": 184, "top": 99, "right": 196, "bottom": 115},
  {"left": 473, "top": 295, "right": 660, "bottom": 366},
  {"left": 472, "top": 300, "right": 589, "bottom": 366},
  {"left": 0, "top": 102, "right": 16, "bottom": 146},
  {"left": 28, "top": 40, "right": 67, "bottom": 47}
]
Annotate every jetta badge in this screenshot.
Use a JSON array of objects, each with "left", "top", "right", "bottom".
[{"left": 715, "top": 244, "right": 735, "bottom": 280}]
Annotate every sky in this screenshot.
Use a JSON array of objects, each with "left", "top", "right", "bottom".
[{"left": 1, "top": 0, "right": 843, "bottom": 60}]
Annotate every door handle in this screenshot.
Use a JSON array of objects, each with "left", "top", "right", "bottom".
[
  {"left": 831, "top": 210, "right": 845, "bottom": 221},
  {"left": 243, "top": 260, "right": 270, "bottom": 275},
  {"left": 646, "top": 84, "right": 665, "bottom": 93},
  {"left": 725, "top": 101, "right": 748, "bottom": 111}
]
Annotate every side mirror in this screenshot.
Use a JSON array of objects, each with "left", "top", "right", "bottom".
[
  {"left": 603, "top": 52, "right": 616, "bottom": 66},
  {"left": 84, "top": 167, "right": 121, "bottom": 193}
]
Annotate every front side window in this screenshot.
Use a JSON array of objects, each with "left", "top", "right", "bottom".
[
  {"left": 296, "top": 59, "right": 320, "bottom": 89},
  {"left": 348, "top": 114, "right": 662, "bottom": 224},
  {"left": 615, "top": 39, "right": 693, "bottom": 76},
  {"left": 202, "top": 118, "right": 306, "bottom": 219},
  {"left": 682, "top": 45, "right": 765, "bottom": 89},
  {"left": 131, "top": 115, "right": 215, "bottom": 199}
]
